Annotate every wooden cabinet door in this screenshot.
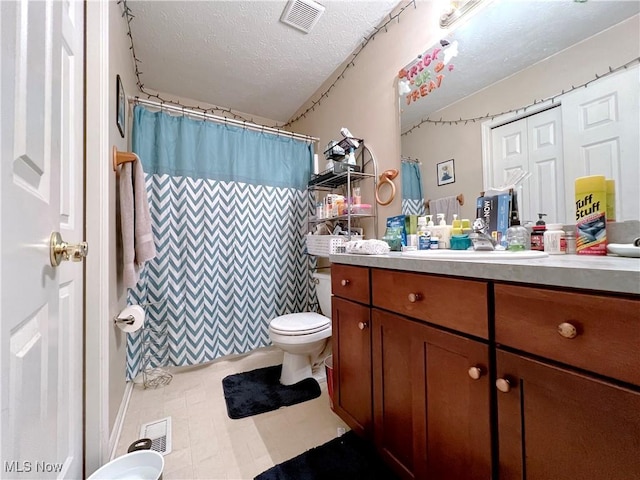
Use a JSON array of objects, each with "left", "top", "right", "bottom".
[
  {"left": 332, "top": 296, "right": 372, "bottom": 437},
  {"left": 372, "top": 309, "right": 418, "bottom": 479},
  {"left": 373, "top": 309, "right": 492, "bottom": 480},
  {"left": 497, "top": 349, "right": 640, "bottom": 480}
]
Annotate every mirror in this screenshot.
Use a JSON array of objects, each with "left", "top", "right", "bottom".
[{"left": 399, "top": 0, "right": 640, "bottom": 224}]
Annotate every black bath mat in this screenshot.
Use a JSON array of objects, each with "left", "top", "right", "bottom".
[
  {"left": 254, "top": 431, "right": 400, "bottom": 480},
  {"left": 222, "top": 364, "right": 321, "bottom": 419}
]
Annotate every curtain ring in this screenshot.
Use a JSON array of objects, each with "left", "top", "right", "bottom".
[{"left": 376, "top": 169, "right": 398, "bottom": 206}]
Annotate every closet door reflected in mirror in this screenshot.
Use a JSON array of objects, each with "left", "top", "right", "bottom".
[{"left": 489, "top": 107, "right": 564, "bottom": 225}]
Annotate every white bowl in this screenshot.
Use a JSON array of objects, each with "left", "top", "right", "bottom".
[{"left": 87, "top": 450, "right": 164, "bottom": 480}]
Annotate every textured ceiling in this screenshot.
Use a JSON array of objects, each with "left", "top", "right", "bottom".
[
  {"left": 127, "top": 0, "right": 400, "bottom": 122},
  {"left": 400, "top": 0, "right": 640, "bottom": 131}
]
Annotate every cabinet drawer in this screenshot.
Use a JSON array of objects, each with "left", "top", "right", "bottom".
[
  {"left": 495, "top": 284, "right": 640, "bottom": 386},
  {"left": 372, "top": 269, "right": 489, "bottom": 339},
  {"left": 331, "top": 264, "right": 370, "bottom": 305}
]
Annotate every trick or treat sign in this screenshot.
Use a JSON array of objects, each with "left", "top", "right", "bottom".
[{"left": 398, "top": 40, "right": 458, "bottom": 106}]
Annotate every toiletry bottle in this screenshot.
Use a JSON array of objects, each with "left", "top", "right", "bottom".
[
  {"left": 606, "top": 178, "right": 616, "bottom": 222},
  {"left": 435, "top": 213, "right": 451, "bottom": 249},
  {"left": 452, "top": 214, "right": 462, "bottom": 235},
  {"left": 544, "top": 223, "right": 565, "bottom": 254},
  {"left": 530, "top": 213, "right": 547, "bottom": 251},
  {"left": 417, "top": 216, "right": 431, "bottom": 250},
  {"left": 505, "top": 219, "right": 529, "bottom": 251},
  {"left": 347, "top": 148, "right": 356, "bottom": 166}
]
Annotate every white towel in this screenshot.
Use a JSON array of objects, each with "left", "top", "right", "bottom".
[
  {"left": 119, "top": 154, "right": 156, "bottom": 288},
  {"left": 429, "top": 196, "right": 460, "bottom": 224}
]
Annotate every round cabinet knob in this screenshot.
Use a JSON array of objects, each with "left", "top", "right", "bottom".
[
  {"left": 557, "top": 322, "right": 578, "bottom": 339},
  {"left": 468, "top": 366, "right": 483, "bottom": 380},
  {"left": 408, "top": 293, "right": 422, "bottom": 303},
  {"left": 496, "top": 378, "right": 511, "bottom": 393},
  {"left": 341, "top": 279, "right": 350, "bottom": 287},
  {"left": 357, "top": 321, "right": 368, "bottom": 330}
]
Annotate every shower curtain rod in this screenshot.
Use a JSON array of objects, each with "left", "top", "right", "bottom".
[{"left": 129, "top": 97, "right": 320, "bottom": 144}]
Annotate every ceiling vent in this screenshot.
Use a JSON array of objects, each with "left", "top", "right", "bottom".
[{"left": 280, "top": 0, "right": 325, "bottom": 34}]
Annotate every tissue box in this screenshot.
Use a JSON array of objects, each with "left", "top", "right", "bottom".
[{"left": 476, "top": 193, "right": 511, "bottom": 247}]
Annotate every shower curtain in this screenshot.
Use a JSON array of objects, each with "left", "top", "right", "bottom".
[
  {"left": 125, "top": 105, "right": 314, "bottom": 380},
  {"left": 401, "top": 160, "right": 426, "bottom": 216}
]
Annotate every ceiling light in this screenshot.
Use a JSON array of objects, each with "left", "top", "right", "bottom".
[
  {"left": 440, "top": 0, "right": 484, "bottom": 28},
  {"left": 280, "top": 0, "right": 325, "bottom": 34}
]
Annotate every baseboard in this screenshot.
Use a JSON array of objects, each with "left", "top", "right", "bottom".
[{"left": 108, "top": 381, "right": 134, "bottom": 460}]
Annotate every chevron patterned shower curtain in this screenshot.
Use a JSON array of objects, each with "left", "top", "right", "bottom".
[
  {"left": 125, "top": 106, "right": 314, "bottom": 381},
  {"left": 401, "top": 160, "right": 426, "bottom": 216}
]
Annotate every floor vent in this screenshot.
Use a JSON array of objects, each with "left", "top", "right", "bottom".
[
  {"left": 140, "top": 416, "right": 172, "bottom": 456},
  {"left": 280, "top": 0, "right": 325, "bottom": 34}
]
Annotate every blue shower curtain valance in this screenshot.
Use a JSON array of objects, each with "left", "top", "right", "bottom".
[{"left": 126, "top": 105, "right": 315, "bottom": 381}]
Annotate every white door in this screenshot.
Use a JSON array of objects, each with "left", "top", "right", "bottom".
[
  {"left": 490, "top": 117, "right": 530, "bottom": 222},
  {"left": 491, "top": 106, "right": 564, "bottom": 224},
  {"left": 1, "top": 1, "right": 84, "bottom": 479},
  {"left": 562, "top": 66, "right": 639, "bottom": 222}
]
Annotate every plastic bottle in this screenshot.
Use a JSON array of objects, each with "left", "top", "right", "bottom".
[
  {"left": 347, "top": 148, "right": 356, "bottom": 166},
  {"left": 530, "top": 213, "right": 547, "bottom": 251},
  {"left": 606, "top": 178, "right": 616, "bottom": 222},
  {"left": 417, "top": 216, "right": 431, "bottom": 250},
  {"left": 505, "top": 219, "right": 529, "bottom": 251},
  {"left": 544, "top": 223, "right": 565, "bottom": 254},
  {"left": 575, "top": 175, "right": 607, "bottom": 255},
  {"left": 452, "top": 214, "right": 463, "bottom": 235}
]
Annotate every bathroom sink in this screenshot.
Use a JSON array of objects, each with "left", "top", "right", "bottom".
[{"left": 401, "top": 249, "right": 548, "bottom": 260}]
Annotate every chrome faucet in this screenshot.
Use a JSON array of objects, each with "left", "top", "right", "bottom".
[{"left": 469, "top": 218, "right": 497, "bottom": 251}]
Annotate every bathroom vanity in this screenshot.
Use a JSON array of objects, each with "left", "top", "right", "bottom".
[{"left": 329, "top": 253, "right": 640, "bottom": 480}]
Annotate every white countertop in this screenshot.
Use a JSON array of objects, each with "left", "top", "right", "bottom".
[{"left": 329, "top": 252, "right": 640, "bottom": 295}]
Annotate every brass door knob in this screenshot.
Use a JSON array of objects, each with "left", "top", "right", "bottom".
[
  {"left": 50, "top": 232, "right": 88, "bottom": 267},
  {"left": 341, "top": 279, "right": 350, "bottom": 287},
  {"left": 468, "top": 366, "right": 483, "bottom": 380},
  {"left": 496, "top": 378, "right": 511, "bottom": 393},
  {"left": 357, "top": 321, "right": 368, "bottom": 330},
  {"left": 408, "top": 293, "right": 422, "bottom": 303},
  {"left": 557, "top": 322, "right": 578, "bottom": 339}
]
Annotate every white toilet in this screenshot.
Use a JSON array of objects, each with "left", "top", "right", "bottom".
[{"left": 269, "top": 271, "right": 332, "bottom": 385}]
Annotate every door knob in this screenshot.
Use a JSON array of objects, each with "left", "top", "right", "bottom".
[
  {"left": 468, "top": 366, "right": 483, "bottom": 380},
  {"left": 496, "top": 378, "right": 511, "bottom": 393},
  {"left": 50, "top": 232, "right": 88, "bottom": 267},
  {"left": 408, "top": 292, "right": 422, "bottom": 303},
  {"left": 357, "top": 321, "right": 368, "bottom": 330},
  {"left": 341, "top": 279, "right": 350, "bottom": 286}
]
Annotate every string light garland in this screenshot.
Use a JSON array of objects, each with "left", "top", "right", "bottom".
[
  {"left": 283, "top": 0, "right": 418, "bottom": 127},
  {"left": 119, "top": 0, "right": 262, "bottom": 124},
  {"left": 401, "top": 57, "right": 640, "bottom": 136},
  {"left": 118, "top": 0, "right": 417, "bottom": 130}
]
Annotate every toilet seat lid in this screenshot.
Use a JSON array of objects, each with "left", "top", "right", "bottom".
[{"left": 270, "top": 312, "right": 330, "bottom": 335}]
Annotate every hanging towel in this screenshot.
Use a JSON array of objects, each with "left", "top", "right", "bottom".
[
  {"left": 401, "top": 161, "right": 426, "bottom": 216},
  {"left": 429, "top": 196, "right": 460, "bottom": 224},
  {"left": 119, "top": 154, "right": 156, "bottom": 288}
]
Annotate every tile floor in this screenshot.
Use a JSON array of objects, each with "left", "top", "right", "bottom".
[{"left": 115, "top": 347, "right": 348, "bottom": 479}]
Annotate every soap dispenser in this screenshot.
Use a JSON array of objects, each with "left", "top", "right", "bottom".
[
  {"left": 435, "top": 213, "right": 451, "bottom": 249},
  {"left": 452, "top": 214, "right": 462, "bottom": 235}
]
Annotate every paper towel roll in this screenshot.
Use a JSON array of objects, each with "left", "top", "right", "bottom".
[{"left": 115, "top": 305, "right": 145, "bottom": 333}]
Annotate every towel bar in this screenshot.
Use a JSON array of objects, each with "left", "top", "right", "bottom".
[{"left": 112, "top": 146, "right": 137, "bottom": 171}]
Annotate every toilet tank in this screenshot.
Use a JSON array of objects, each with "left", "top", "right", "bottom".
[{"left": 312, "top": 271, "right": 332, "bottom": 319}]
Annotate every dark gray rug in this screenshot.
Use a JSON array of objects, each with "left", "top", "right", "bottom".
[
  {"left": 222, "top": 364, "right": 321, "bottom": 419},
  {"left": 254, "top": 431, "right": 400, "bottom": 480}
]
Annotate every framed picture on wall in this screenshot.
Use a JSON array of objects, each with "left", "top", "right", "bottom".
[
  {"left": 116, "top": 74, "right": 125, "bottom": 138},
  {"left": 437, "top": 159, "right": 455, "bottom": 186}
]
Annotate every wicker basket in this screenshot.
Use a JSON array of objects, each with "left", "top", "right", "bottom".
[{"left": 305, "top": 234, "right": 362, "bottom": 257}]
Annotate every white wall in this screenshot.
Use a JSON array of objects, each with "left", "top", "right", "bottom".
[{"left": 287, "top": 1, "right": 443, "bottom": 238}]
